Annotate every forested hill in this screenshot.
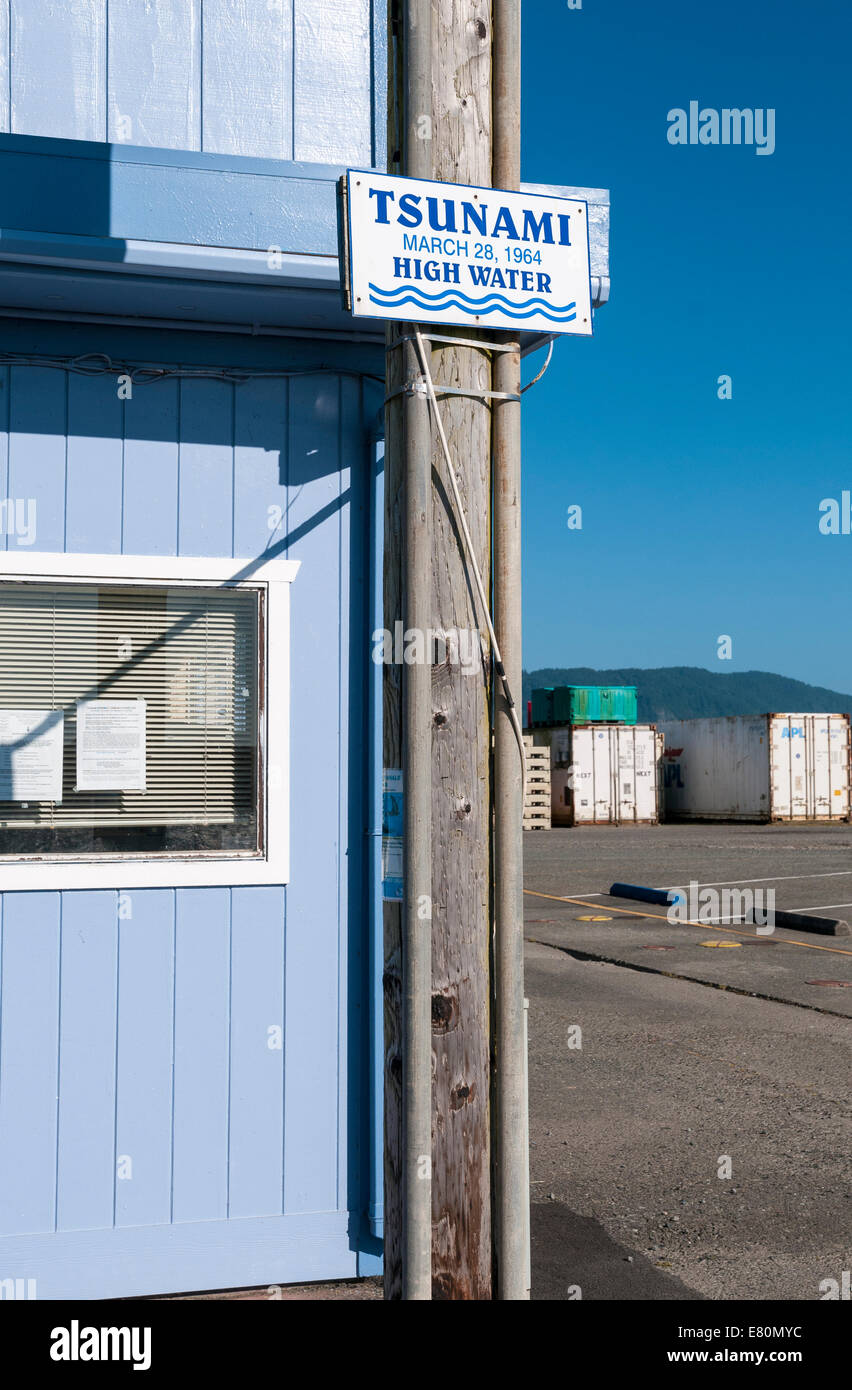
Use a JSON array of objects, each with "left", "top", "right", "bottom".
[{"left": 521, "top": 667, "right": 852, "bottom": 723}]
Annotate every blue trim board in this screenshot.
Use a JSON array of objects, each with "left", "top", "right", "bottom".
[
  {"left": 0, "top": 135, "right": 609, "bottom": 337},
  {"left": 0, "top": 134, "right": 350, "bottom": 256},
  {"left": 0, "top": 231, "right": 341, "bottom": 288},
  {"left": 0, "top": 1214, "right": 358, "bottom": 1300},
  {"left": 0, "top": 133, "right": 610, "bottom": 284},
  {"left": 0, "top": 317, "right": 386, "bottom": 382}
]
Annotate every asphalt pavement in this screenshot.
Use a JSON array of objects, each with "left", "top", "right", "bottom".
[{"left": 524, "top": 823, "right": 852, "bottom": 1300}]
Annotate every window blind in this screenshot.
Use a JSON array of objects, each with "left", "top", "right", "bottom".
[{"left": 0, "top": 581, "right": 260, "bottom": 853}]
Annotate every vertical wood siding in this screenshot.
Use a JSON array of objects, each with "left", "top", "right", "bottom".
[
  {"left": 0, "top": 350, "right": 371, "bottom": 1293},
  {"left": 0, "top": 0, "right": 381, "bottom": 165}
]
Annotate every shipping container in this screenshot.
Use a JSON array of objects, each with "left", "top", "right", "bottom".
[
  {"left": 655, "top": 730, "right": 666, "bottom": 823},
  {"left": 531, "top": 684, "right": 637, "bottom": 727},
  {"left": 533, "top": 723, "right": 660, "bottom": 825},
  {"left": 659, "top": 714, "right": 851, "bottom": 822},
  {"left": 599, "top": 686, "right": 638, "bottom": 723}
]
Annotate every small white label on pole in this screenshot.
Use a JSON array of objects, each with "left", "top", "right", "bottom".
[
  {"left": 382, "top": 767, "right": 403, "bottom": 901},
  {"left": 343, "top": 170, "right": 593, "bottom": 335}
]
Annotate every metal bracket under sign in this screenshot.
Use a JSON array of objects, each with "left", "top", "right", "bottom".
[{"left": 336, "top": 174, "right": 353, "bottom": 312}]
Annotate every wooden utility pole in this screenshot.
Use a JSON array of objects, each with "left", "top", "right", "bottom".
[
  {"left": 428, "top": 2, "right": 493, "bottom": 1301},
  {"left": 383, "top": 0, "right": 494, "bottom": 1300}
]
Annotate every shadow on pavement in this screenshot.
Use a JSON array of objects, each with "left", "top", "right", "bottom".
[{"left": 531, "top": 1202, "right": 703, "bottom": 1300}]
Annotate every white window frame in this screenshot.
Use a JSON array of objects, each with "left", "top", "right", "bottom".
[{"left": 0, "top": 551, "right": 300, "bottom": 891}]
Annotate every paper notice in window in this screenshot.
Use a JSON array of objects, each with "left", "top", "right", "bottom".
[
  {"left": 0, "top": 708, "right": 65, "bottom": 802},
  {"left": 76, "top": 699, "right": 146, "bottom": 792}
]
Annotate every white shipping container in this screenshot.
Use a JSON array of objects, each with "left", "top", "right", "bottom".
[
  {"left": 534, "top": 724, "right": 661, "bottom": 826},
  {"left": 658, "top": 713, "right": 851, "bottom": 822}
]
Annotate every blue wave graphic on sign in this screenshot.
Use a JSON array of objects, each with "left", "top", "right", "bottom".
[{"left": 368, "top": 282, "right": 577, "bottom": 322}]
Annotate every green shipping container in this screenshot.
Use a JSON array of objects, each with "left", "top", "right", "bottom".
[
  {"left": 599, "top": 686, "right": 637, "bottom": 723},
  {"left": 531, "top": 685, "right": 637, "bottom": 726},
  {"left": 531, "top": 687, "right": 555, "bottom": 725}
]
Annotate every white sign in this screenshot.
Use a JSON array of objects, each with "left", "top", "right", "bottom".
[
  {"left": 0, "top": 708, "right": 64, "bottom": 802},
  {"left": 343, "top": 170, "right": 592, "bottom": 335},
  {"left": 76, "top": 699, "right": 146, "bottom": 792}
]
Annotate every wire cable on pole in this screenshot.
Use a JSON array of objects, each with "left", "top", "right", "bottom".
[
  {"left": 0, "top": 351, "right": 385, "bottom": 387},
  {"left": 412, "top": 327, "right": 528, "bottom": 804},
  {"left": 521, "top": 339, "right": 554, "bottom": 393}
]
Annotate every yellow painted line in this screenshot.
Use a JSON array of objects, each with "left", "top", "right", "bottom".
[{"left": 523, "top": 888, "right": 852, "bottom": 958}]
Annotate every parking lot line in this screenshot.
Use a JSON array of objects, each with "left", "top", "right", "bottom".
[
  {"left": 523, "top": 888, "right": 852, "bottom": 957},
  {"left": 654, "top": 870, "right": 852, "bottom": 891},
  {"left": 789, "top": 901, "right": 852, "bottom": 913}
]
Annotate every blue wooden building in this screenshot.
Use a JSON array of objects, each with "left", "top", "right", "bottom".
[
  {"left": 0, "top": 2, "right": 609, "bottom": 1300},
  {"left": 0, "top": 0, "right": 389, "bottom": 1300}
]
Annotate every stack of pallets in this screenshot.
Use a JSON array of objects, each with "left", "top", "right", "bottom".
[{"left": 522, "top": 735, "right": 551, "bottom": 831}]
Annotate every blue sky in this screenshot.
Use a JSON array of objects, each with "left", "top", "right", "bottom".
[{"left": 520, "top": 0, "right": 852, "bottom": 691}]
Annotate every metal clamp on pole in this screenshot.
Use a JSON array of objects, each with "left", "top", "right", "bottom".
[
  {"left": 385, "top": 382, "right": 521, "bottom": 404},
  {"left": 389, "top": 331, "right": 519, "bottom": 354}
]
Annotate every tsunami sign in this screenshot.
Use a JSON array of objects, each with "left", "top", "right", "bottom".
[{"left": 340, "top": 170, "right": 593, "bottom": 336}]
